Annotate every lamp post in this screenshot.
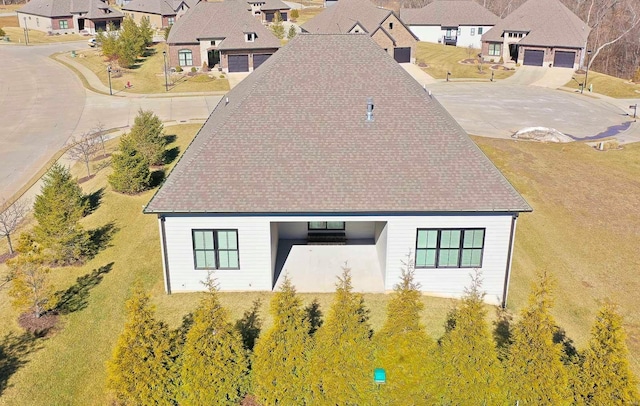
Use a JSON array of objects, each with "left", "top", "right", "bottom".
[
  {"left": 163, "top": 50, "right": 169, "bottom": 92},
  {"left": 582, "top": 49, "right": 592, "bottom": 94},
  {"left": 107, "top": 65, "right": 112, "bottom": 95},
  {"left": 23, "top": 17, "right": 29, "bottom": 45}
]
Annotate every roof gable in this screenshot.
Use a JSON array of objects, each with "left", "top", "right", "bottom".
[
  {"left": 400, "top": 1, "right": 498, "bottom": 27},
  {"left": 123, "top": 0, "right": 197, "bottom": 16},
  {"left": 167, "top": 0, "right": 280, "bottom": 49},
  {"left": 19, "top": 0, "right": 121, "bottom": 18},
  {"left": 145, "top": 34, "right": 531, "bottom": 214},
  {"left": 301, "top": 0, "right": 391, "bottom": 34},
  {"left": 481, "top": 0, "right": 589, "bottom": 48}
]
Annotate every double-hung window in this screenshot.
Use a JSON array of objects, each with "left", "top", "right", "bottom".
[
  {"left": 415, "top": 229, "right": 485, "bottom": 268},
  {"left": 192, "top": 229, "right": 239, "bottom": 270},
  {"left": 478, "top": 27, "right": 483, "bottom": 35}
]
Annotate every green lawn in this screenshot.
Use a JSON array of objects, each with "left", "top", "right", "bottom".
[
  {"left": 72, "top": 44, "right": 230, "bottom": 94},
  {"left": 1, "top": 128, "right": 640, "bottom": 403},
  {"left": 564, "top": 70, "right": 640, "bottom": 99},
  {"left": 416, "top": 41, "right": 516, "bottom": 80}
]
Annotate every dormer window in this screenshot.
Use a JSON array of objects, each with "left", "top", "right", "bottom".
[{"left": 245, "top": 32, "right": 256, "bottom": 42}]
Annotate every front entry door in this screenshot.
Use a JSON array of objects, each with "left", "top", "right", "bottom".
[{"left": 208, "top": 50, "right": 220, "bottom": 68}]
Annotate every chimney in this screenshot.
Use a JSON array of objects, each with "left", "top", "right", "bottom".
[{"left": 366, "top": 97, "right": 374, "bottom": 122}]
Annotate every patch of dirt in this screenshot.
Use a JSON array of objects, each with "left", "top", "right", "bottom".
[
  {"left": 18, "top": 312, "right": 60, "bottom": 337},
  {"left": 459, "top": 58, "right": 478, "bottom": 65},
  {"left": 417, "top": 62, "right": 429, "bottom": 68},
  {"left": 0, "top": 251, "right": 17, "bottom": 264},
  {"left": 491, "top": 65, "right": 512, "bottom": 71}
]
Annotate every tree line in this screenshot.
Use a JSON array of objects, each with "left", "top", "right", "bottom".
[{"left": 106, "top": 266, "right": 639, "bottom": 405}]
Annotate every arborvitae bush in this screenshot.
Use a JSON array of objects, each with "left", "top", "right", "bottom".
[
  {"left": 128, "top": 109, "right": 165, "bottom": 166},
  {"left": 308, "top": 267, "right": 375, "bottom": 405},
  {"left": 290, "top": 8, "right": 299, "bottom": 20},
  {"left": 106, "top": 283, "right": 176, "bottom": 405},
  {"left": 33, "top": 163, "right": 89, "bottom": 264},
  {"left": 179, "top": 276, "right": 249, "bottom": 405},
  {"left": 374, "top": 260, "right": 439, "bottom": 404},
  {"left": 439, "top": 272, "right": 507, "bottom": 405},
  {"left": 252, "top": 277, "right": 311, "bottom": 404},
  {"left": 108, "top": 136, "right": 151, "bottom": 194},
  {"left": 506, "top": 271, "right": 572, "bottom": 405},
  {"left": 577, "top": 302, "right": 639, "bottom": 404}
]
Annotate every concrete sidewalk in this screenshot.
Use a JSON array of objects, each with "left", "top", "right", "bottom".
[{"left": 400, "top": 62, "right": 437, "bottom": 86}]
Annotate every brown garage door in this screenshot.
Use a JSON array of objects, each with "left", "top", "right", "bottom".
[
  {"left": 523, "top": 49, "right": 544, "bottom": 66},
  {"left": 393, "top": 47, "right": 411, "bottom": 63},
  {"left": 553, "top": 51, "right": 575, "bottom": 68},
  {"left": 253, "top": 54, "right": 272, "bottom": 70},
  {"left": 228, "top": 55, "right": 249, "bottom": 72}
]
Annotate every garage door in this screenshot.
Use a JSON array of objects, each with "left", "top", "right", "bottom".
[
  {"left": 228, "top": 55, "right": 249, "bottom": 72},
  {"left": 553, "top": 51, "right": 575, "bottom": 68},
  {"left": 253, "top": 54, "right": 272, "bottom": 70},
  {"left": 393, "top": 47, "right": 411, "bottom": 63},
  {"left": 523, "top": 49, "right": 544, "bottom": 66}
]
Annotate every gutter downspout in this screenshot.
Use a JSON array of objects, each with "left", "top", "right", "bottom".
[
  {"left": 159, "top": 215, "right": 172, "bottom": 294},
  {"left": 501, "top": 213, "right": 518, "bottom": 308}
]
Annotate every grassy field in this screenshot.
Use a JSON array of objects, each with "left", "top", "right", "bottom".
[
  {"left": 293, "top": 7, "right": 324, "bottom": 25},
  {"left": 1, "top": 26, "right": 85, "bottom": 44},
  {"left": 0, "top": 4, "right": 22, "bottom": 12},
  {"left": 416, "top": 41, "right": 516, "bottom": 81},
  {"left": 0, "top": 15, "right": 18, "bottom": 28},
  {"left": 73, "top": 44, "right": 230, "bottom": 94},
  {"left": 1, "top": 126, "right": 639, "bottom": 403},
  {"left": 564, "top": 70, "right": 640, "bottom": 99}
]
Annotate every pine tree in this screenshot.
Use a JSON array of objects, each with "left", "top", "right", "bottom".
[
  {"left": 438, "top": 272, "right": 507, "bottom": 405},
  {"left": 96, "top": 26, "right": 119, "bottom": 61},
  {"left": 506, "top": 271, "right": 572, "bottom": 405},
  {"left": 128, "top": 109, "right": 165, "bottom": 166},
  {"left": 290, "top": 8, "right": 299, "bottom": 21},
  {"left": 252, "top": 277, "right": 312, "bottom": 405},
  {"left": 374, "top": 259, "right": 438, "bottom": 405},
  {"left": 308, "top": 266, "right": 375, "bottom": 405},
  {"left": 271, "top": 12, "right": 285, "bottom": 40},
  {"left": 577, "top": 302, "right": 639, "bottom": 404},
  {"left": 106, "top": 283, "right": 176, "bottom": 405},
  {"left": 33, "top": 163, "right": 89, "bottom": 264},
  {"left": 179, "top": 276, "right": 249, "bottom": 405},
  {"left": 7, "top": 233, "right": 57, "bottom": 318},
  {"left": 138, "top": 16, "right": 154, "bottom": 48},
  {"left": 287, "top": 25, "right": 297, "bottom": 40},
  {"left": 108, "top": 135, "right": 151, "bottom": 194},
  {"left": 117, "top": 16, "right": 145, "bottom": 68}
]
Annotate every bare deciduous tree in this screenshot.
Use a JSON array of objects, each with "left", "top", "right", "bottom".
[
  {"left": 92, "top": 122, "right": 108, "bottom": 158},
  {"left": 68, "top": 130, "right": 101, "bottom": 178},
  {"left": 0, "top": 197, "right": 30, "bottom": 255}
]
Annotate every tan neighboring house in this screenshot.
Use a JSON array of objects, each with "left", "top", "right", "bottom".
[
  {"left": 167, "top": 0, "right": 280, "bottom": 72},
  {"left": 121, "top": 0, "right": 199, "bottom": 30},
  {"left": 481, "top": 0, "right": 590, "bottom": 69},
  {"left": 247, "top": 0, "right": 290, "bottom": 23},
  {"left": 400, "top": 1, "right": 498, "bottom": 49},
  {"left": 18, "top": 0, "right": 123, "bottom": 34},
  {"left": 300, "top": 0, "right": 418, "bottom": 63}
]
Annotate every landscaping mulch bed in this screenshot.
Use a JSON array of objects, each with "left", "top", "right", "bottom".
[
  {"left": 459, "top": 58, "right": 478, "bottom": 65},
  {"left": 18, "top": 312, "right": 60, "bottom": 337},
  {"left": 0, "top": 251, "right": 17, "bottom": 264},
  {"left": 490, "top": 65, "right": 513, "bottom": 71}
]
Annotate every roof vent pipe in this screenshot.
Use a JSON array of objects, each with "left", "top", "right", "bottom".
[{"left": 366, "top": 97, "right": 374, "bottom": 122}]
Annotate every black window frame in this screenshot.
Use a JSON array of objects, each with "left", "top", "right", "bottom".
[
  {"left": 192, "top": 229, "right": 240, "bottom": 270},
  {"left": 415, "top": 228, "right": 485, "bottom": 269},
  {"left": 307, "top": 221, "right": 345, "bottom": 231}
]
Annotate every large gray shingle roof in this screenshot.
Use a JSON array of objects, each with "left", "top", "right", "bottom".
[
  {"left": 301, "top": 0, "right": 391, "bottom": 34},
  {"left": 167, "top": 0, "right": 280, "bottom": 49},
  {"left": 122, "top": 0, "right": 198, "bottom": 16},
  {"left": 400, "top": 1, "right": 498, "bottom": 27},
  {"left": 481, "top": 0, "right": 589, "bottom": 48},
  {"left": 145, "top": 34, "right": 531, "bottom": 214}
]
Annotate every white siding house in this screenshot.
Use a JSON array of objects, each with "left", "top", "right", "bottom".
[
  {"left": 144, "top": 34, "right": 531, "bottom": 307},
  {"left": 401, "top": 1, "right": 498, "bottom": 49}
]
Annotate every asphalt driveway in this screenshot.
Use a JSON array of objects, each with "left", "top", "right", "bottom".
[{"left": 427, "top": 82, "right": 632, "bottom": 140}]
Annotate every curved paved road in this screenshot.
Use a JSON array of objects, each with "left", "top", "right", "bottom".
[{"left": 0, "top": 43, "right": 221, "bottom": 201}]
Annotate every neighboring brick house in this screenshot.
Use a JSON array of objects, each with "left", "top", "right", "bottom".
[
  {"left": 301, "top": 0, "right": 418, "bottom": 63},
  {"left": 166, "top": 1, "right": 280, "bottom": 72},
  {"left": 247, "top": 0, "right": 290, "bottom": 23},
  {"left": 18, "top": 0, "right": 123, "bottom": 34},
  {"left": 144, "top": 34, "right": 531, "bottom": 306},
  {"left": 400, "top": 1, "right": 498, "bottom": 49},
  {"left": 481, "top": 0, "right": 590, "bottom": 69},
  {"left": 121, "top": 0, "right": 199, "bottom": 30}
]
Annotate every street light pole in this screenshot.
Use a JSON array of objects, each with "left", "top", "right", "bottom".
[
  {"left": 23, "top": 17, "right": 29, "bottom": 45},
  {"left": 107, "top": 65, "right": 112, "bottom": 95},
  {"left": 163, "top": 50, "right": 169, "bottom": 92},
  {"left": 582, "top": 49, "right": 592, "bottom": 94}
]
